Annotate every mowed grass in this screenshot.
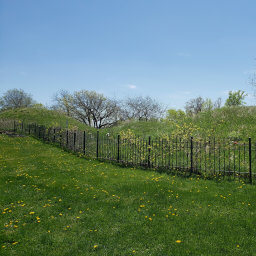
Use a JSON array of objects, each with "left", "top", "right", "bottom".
[{"left": 0, "top": 136, "right": 256, "bottom": 256}]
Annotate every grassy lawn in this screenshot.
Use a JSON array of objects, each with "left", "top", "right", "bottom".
[{"left": 0, "top": 135, "right": 256, "bottom": 255}]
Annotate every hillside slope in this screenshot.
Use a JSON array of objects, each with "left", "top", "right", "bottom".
[
  {"left": 107, "top": 106, "right": 256, "bottom": 140},
  {"left": 1, "top": 106, "right": 256, "bottom": 140},
  {"left": 0, "top": 106, "right": 94, "bottom": 131}
]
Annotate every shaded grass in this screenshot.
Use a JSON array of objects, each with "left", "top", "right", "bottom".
[{"left": 0, "top": 135, "right": 256, "bottom": 255}]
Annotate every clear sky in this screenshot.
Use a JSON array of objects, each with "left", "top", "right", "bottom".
[{"left": 1, "top": 0, "right": 256, "bottom": 109}]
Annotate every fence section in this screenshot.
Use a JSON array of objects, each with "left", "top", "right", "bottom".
[{"left": 0, "top": 120, "right": 255, "bottom": 183}]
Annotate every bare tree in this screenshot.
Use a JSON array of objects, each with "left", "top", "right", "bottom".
[
  {"left": 214, "top": 97, "right": 222, "bottom": 109},
  {"left": 0, "top": 89, "right": 35, "bottom": 110},
  {"left": 185, "top": 96, "right": 204, "bottom": 116},
  {"left": 53, "top": 90, "right": 73, "bottom": 116},
  {"left": 124, "top": 96, "right": 165, "bottom": 121},
  {"left": 70, "top": 90, "right": 121, "bottom": 128}
]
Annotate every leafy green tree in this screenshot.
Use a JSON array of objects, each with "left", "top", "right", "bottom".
[
  {"left": 166, "top": 109, "right": 186, "bottom": 121},
  {"left": 225, "top": 90, "right": 247, "bottom": 107}
]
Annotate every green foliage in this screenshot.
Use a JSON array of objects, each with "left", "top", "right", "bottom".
[
  {"left": 105, "top": 106, "right": 256, "bottom": 141},
  {"left": 202, "top": 98, "right": 214, "bottom": 112},
  {"left": 166, "top": 109, "right": 186, "bottom": 121},
  {"left": 1, "top": 135, "right": 256, "bottom": 255},
  {"left": 225, "top": 90, "right": 247, "bottom": 107}
]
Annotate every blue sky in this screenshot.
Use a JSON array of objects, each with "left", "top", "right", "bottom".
[{"left": 1, "top": 0, "right": 256, "bottom": 109}]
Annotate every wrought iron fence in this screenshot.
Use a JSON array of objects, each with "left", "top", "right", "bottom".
[{"left": 0, "top": 120, "right": 255, "bottom": 183}]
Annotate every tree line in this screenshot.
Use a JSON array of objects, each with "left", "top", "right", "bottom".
[{"left": 0, "top": 88, "right": 248, "bottom": 128}]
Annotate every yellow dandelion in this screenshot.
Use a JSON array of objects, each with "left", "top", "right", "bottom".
[{"left": 176, "top": 240, "right": 182, "bottom": 243}]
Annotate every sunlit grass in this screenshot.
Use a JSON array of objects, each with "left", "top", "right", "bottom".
[
  {"left": 0, "top": 107, "right": 92, "bottom": 132},
  {"left": 0, "top": 135, "right": 256, "bottom": 255}
]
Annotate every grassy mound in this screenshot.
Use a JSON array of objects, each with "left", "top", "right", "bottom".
[
  {"left": 0, "top": 106, "right": 93, "bottom": 131},
  {"left": 0, "top": 135, "right": 255, "bottom": 255},
  {"left": 107, "top": 106, "right": 256, "bottom": 140},
  {"left": 1, "top": 106, "right": 256, "bottom": 140}
]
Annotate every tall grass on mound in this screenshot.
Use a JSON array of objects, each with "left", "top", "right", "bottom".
[
  {"left": 106, "top": 106, "right": 256, "bottom": 141},
  {"left": 0, "top": 106, "right": 93, "bottom": 131},
  {"left": 0, "top": 135, "right": 256, "bottom": 255}
]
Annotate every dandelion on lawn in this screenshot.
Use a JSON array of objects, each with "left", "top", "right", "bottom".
[
  {"left": 237, "top": 245, "right": 240, "bottom": 248},
  {"left": 176, "top": 240, "right": 182, "bottom": 243},
  {"left": 29, "top": 212, "right": 35, "bottom": 215},
  {"left": 93, "top": 244, "right": 98, "bottom": 249}
]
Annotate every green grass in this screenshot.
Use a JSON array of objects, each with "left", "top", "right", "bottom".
[
  {"left": 0, "top": 106, "right": 93, "bottom": 132},
  {"left": 1, "top": 135, "right": 256, "bottom": 255},
  {"left": 2, "top": 106, "right": 256, "bottom": 141},
  {"left": 107, "top": 106, "right": 256, "bottom": 141}
]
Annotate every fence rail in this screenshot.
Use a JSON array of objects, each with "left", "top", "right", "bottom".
[{"left": 0, "top": 120, "right": 255, "bottom": 183}]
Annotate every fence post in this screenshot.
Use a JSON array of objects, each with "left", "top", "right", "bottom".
[
  {"left": 47, "top": 128, "right": 50, "bottom": 141},
  {"left": 117, "top": 134, "right": 120, "bottom": 162},
  {"left": 73, "top": 131, "right": 76, "bottom": 151},
  {"left": 249, "top": 137, "right": 252, "bottom": 184},
  {"left": 53, "top": 128, "right": 56, "bottom": 142},
  {"left": 148, "top": 136, "right": 151, "bottom": 168},
  {"left": 59, "top": 129, "right": 62, "bottom": 146},
  {"left": 28, "top": 124, "right": 30, "bottom": 135},
  {"left": 66, "top": 130, "right": 69, "bottom": 148},
  {"left": 190, "top": 136, "right": 193, "bottom": 174},
  {"left": 83, "top": 131, "right": 86, "bottom": 155},
  {"left": 96, "top": 131, "right": 99, "bottom": 159},
  {"left": 42, "top": 126, "right": 45, "bottom": 141},
  {"left": 21, "top": 121, "right": 24, "bottom": 133},
  {"left": 13, "top": 121, "right": 16, "bottom": 133}
]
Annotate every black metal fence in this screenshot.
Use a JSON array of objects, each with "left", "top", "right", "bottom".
[{"left": 0, "top": 120, "right": 255, "bottom": 183}]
